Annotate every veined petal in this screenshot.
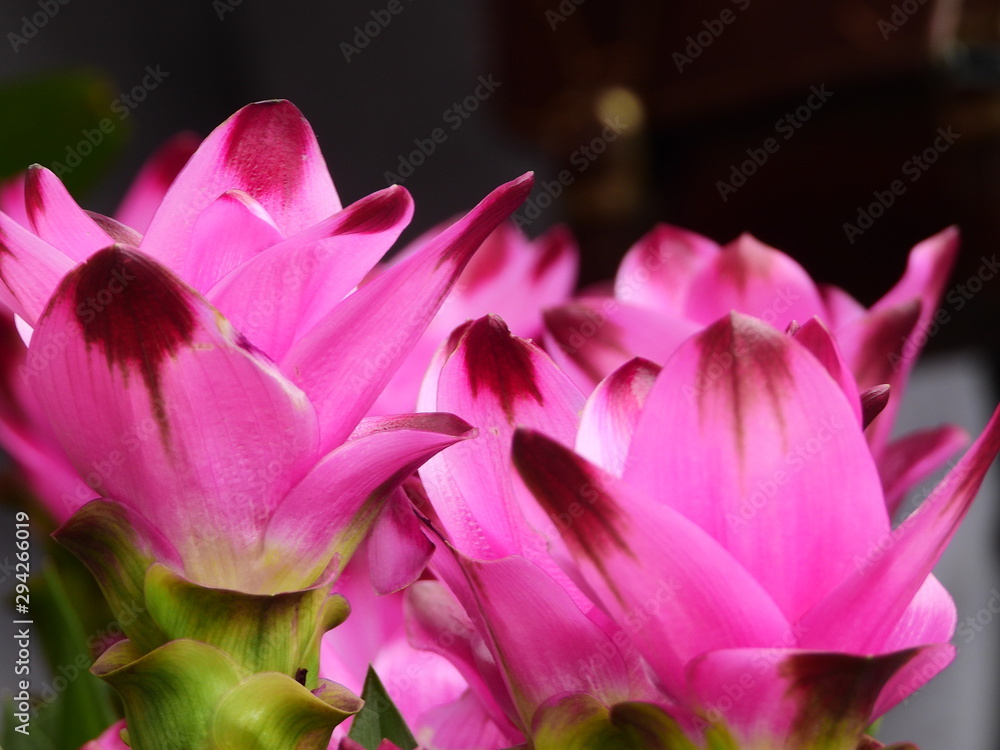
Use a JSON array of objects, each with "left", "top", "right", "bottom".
[
  {"left": 431, "top": 545, "right": 632, "bottom": 729},
  {"left": 140, "top": 100, "right": 341, "bottom": 271},
  {"left": 416, "top": 689, "right": 519, "bottom": 750},
  {"left": 183, "top": 189, "right": 283, "bottom": 292},
  {"left": 0, "top": 209, "right": 75, "bottom": 324},
  {"left": 514, "top": 429, "right": 791, "bottom": 702},
  {"left": 114, "top": 132, "right": 200, "bottom": 233},
  {"left": 405, "top": 579, "right": 523, "bottom": 739},
  {"left": 877, "top": 574, "right": 956, "bottom": 654},
  {"left": 683, "top": 233, "right": 826, "bottom": 329},
  {"left": 872, "top": 644, "right": 955, "bottom": 719},
  {"left": 613, "top": 223, "right": 718, "bottom": 315},
  {"left": 797, "top": 405, "right": 1000, "bottom": 652},
  {"left": 281, "top": 174, "right": 532, "bottom": 453},
  {"left": 419, "top": 314, "right": 584, "bottom": 561},
  {"left": 625, "top": 313, "right": 889, "bottom": 619},
  {"left": 208, "top": 185, "right": 413, "bottom": 360},
  {"left": 543, "top": 299, "right": 700, "bottom": 392},
  {"left": 25, "top": 165, "right": 114, "bottom": 261},
  {"left": 262, "top": 413, "right": 475, "bottom": 589},
  {"left": 686, "top": 647, "right": 923, "bottom": 750},
  {"left": 880, "top": 425, "right": 968, "bottom": 517},
  {"left": 576, "top": 357, "right": 661, "bottom": 477},
  {"left": 30, "top": 246, "right": 318, "bottom": 590}
]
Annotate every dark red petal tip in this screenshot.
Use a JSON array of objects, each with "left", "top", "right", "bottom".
[{"left": 462, "top": 314, "right": 544, "bottom": 421}]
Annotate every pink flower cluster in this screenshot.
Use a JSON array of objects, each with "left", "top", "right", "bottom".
[{"left": 2, "top": 101, "right": 997, "bottom": 750}]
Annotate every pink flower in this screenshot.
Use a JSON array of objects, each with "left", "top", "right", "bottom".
[
  {"left": 0, "top": 100, "right": 533, "bottom": 593},
  {"left": 544, "top": 225, "right": 967, "bottom": 513},
  {"left": 80, "top": 720, "right": 129, "bottom": 750},
  {"left": 515, "top": 313, "right": 1000, "bottom": 748},
  {"left": 370, "top": 221, "right": 577, "bottom": 415}
]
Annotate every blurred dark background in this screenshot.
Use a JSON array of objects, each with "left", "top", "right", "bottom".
[{"left": 1, "top": 1, "right": 999, "bottom": 748}]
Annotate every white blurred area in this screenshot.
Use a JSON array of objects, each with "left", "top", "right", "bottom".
[{"left": 878, "top": 349, "right": 1000, "bottom": 749}]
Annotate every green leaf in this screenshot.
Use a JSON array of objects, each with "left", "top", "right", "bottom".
[
  {"left": 143, "top": 563, "right": 349, "bottom": 687},
  {"left": 92, "top": 638, "right": 245, "bottom": 750},
  {"left": 0, "top": 70, "right": 129, "bottom": 195},
  {"left": 212, "top": 673, "right": 362, "bottom": 750},
  {"left": 348, "top": 666, "right": 418, "bottom": 750}
]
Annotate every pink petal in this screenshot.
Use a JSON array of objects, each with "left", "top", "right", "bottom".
[
  {"left": 576, "top": 357, "right": 661, "bottom": 476},
  {"left": 114, "top": 132, "right": 200, "bottom": 233},
  {"left": 281, "top": 174, "right": 532, "bottom": 453},
  {"left": 790, "top": 317, "right": 862, "bottom": 426},
  {"left": 263, "top": 413, "right": 474, "bottom": 587},
  {"left": 686, "top": 647, "right": 925, "bottom": 748},
  {"left": 625, "top": 312, "right": 889, "bottom": 620},
  {"left": 0, "top": 173, "right": 28, "bottom": 226},
  {"left": 29, "top": 246, "right": 319, "bottom": 590},
  {"left": 872, "top": 644, "right": 955, "bottom": 718},
  {"left": 880, "top": 425, "right": 969, "bottom": 517},
  {"left": 430, "top": 545, "right": 632, "bottom": 728},
  {"left": 683, "top": 233, "right": 826, "bottom": 329},
  {"left": 208, "top": 185, "right": 413, "bottom": 360},
  {"left": 416, "top": 689, "right": 519, "bottom": 750},
  {"left": 367, "top": 486, "right": 435, "bottom": 594},
  {"left": 81, "top": 719, "right": 129, "bottom": 749},
  {"left": 613, "top": 223, "right": 718, "bottom": 314},
  {"left": 820, "top": 283, "right": 866, "bottom": 329},
  {"left": 24, "top": 166, "right": 113, "bottom": 262},
  {"left": 182, "top": 189, "right": 283, "bottom": 292},
  {"left": 543, "top": 299, "right": 700, "bottom": 392},
  {"left": 878, "top": 574, "right": 956, "bottom": 654},
  {"left": 0, "top": 211, "right": 75, "bottom": 324},
  {"left": 513, "top": 429, "right": 791, "bottom": 702},
  {"left": 140, "top": 100, "right": 341, "bottom": 271},
  {"left": 797, "top": 405, "right": 1000, "bottom": 652},
  {"left": 418, "top": 315, "right": 584, "bottom": 561},
  {"left": 405, "top": 579, "right": 523, "bottom": 739}
]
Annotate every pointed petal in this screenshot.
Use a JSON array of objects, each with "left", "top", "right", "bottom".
[
  {"left": 114, "top": 132, "right": 200, "bottom": 233},
  {"left": 576, "top": 357, "right": 661, "bottom": 476},
  {"left": 820, "top": 283, "right": 866, "bottom": 329},
  {"left": 861, "top": 385, "right": 891, "bottom": 429},
  {"left": 281, "top": 174, "right": 533, "bottom": 452},
  {"left": 625, "top": 313, "right": 889, "bottom": 619},
  {"left": 878, "top": 574, "right": 956, "bottom": 653},
  {"left": 431, "top": 545, "right": 632, "bottom": 728},
  {"left": 30, "top": 246, "right": 319, "bottom": 590},
  {"left": 419, "top": 314, "right": 584, "bottom": 561},
  {"left": 207, "top": 186, "right": 413, "bottom": 360},
  {"left": 790, "top": 317, "right": 863, "bottom": 426},
  {"left": 836, "top": 300, "right": 921, "bottom": 452},
  {"left": 686, "top": 647, "right": 924, "bottom": 749},
  {"left": 24, "top": 165, "right": 113, "bottom": 261},
  {"left": 872, "top": 644, "right": 955, "bottom": 718},
  {"left": 872, "top": 227, "right": 959, "bottom": 320},
  {"left": 262, "top": 413, "right": 475, "bottom": 588},
  {"left": 880, "top": 425, "right": 968, "bottom": 516},
  {"left": 514, "top": 429, "right": 791, "bottom": 701},
  {"left": 684, "top": 233, "right": 826, "bottom": 328},
  {"left": 0, "top": 210, "right": 75, "bottom": 324},
  {"left": 140, "top": 100, "right": 341, "bottom": 271},
  {"left": 798, "top": 405, "right": 1000, "bottom": 652},
  {"left": 182, "top": 189, "right": 284, "bottom": 291},
  {"left": 405, "top": 579, "right": 523, "bottom": 738},
  {"left": 367, "top": 486, "right": 436, "bottom": 594},
  {"left": 543, "top": 299, "right": 701, "bottom": 392},
  {"left": 613, "top": 223, "right": 718, "bottom": 314},
  {"left": 86, "top": 211, "right": 144, "bottom": 246}
]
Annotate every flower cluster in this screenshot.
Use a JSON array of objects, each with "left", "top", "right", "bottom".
[{"left": 1, "top": 100, "right": 997, "bottom": 750}]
